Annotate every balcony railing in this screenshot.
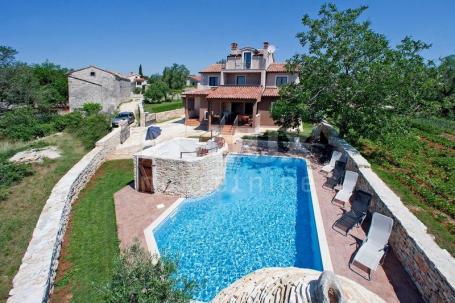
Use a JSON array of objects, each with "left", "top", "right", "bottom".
[{"left": 223, "top": 60, "right": 266, "bottom": 70}]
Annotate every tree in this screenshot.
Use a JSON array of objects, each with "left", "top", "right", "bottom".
[
  {"left": 32, "top": 61, "right": 69, "bottom": 108},
  {"left": 438, "top": 55, "right": 455, "bottom": 117},
  {"left": 138, "top": 64, "right": 143, "bottom": 77},
  {"left": 272, "top": 4, "right": 440, "bottom": 141},
  {"left": 162, "top": 64, "right": 190, "bottom": 91},
  {"left": 0, "top": 45, "right": 17, "bottom": 67},
  {"left": 102, "top": 242, "right": 195, "bottom": 303},
  {"left": 144, "top": 80, "right": 169, "bottom": 103}
]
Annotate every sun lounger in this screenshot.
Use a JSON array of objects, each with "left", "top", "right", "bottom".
[
  {"left": 332, "top": 171, "right": 359, "bottom": 207},
  {"left": 322, "top": 160, "right": 346, "bottom": 190},
  {"left": 321, "top": 150, "right": 342, "bottom": 174},
  {"left": 332, "top": 190, "right": 372, "bottom": 235},
  {"left": 350, "top": 212, "right": 394, "bottom": 280}
]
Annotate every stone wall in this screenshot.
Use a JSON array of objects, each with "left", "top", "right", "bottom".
[
  {"left": 7, "top": 128, "right": 122, "bottom": 303},
  {"left": 134, "top": 150, "right": 225, "bottom": 198},
  {"left": 315, "top": 123, "right": 455, "bottom": 303},
  {"left": 154, "top": 108, "right": 184, "bottom": 122}
]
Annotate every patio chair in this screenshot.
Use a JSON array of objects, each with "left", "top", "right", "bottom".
[
  {"left": 349, "top": 212, "right": 394, "bottom": 280},
  {"left": 332, "top": 190, "right": 372, "bottom": 236},
  {"left": 321, "top": 150, "right": 342, "bottom": 174},
  {"left": 322, "top": 160, "right": 346, "bottom": 190},
  {"left": 332, "top": 171, "right": 359, "bottom": 207}
]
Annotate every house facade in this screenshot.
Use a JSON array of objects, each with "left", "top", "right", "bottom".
[
  {"left": 68, "top": 66, "right": 132, "bottom": 113},
  {"left": 182, "top": 42, "right": 298, "bottom": 132},
  {"left": 129, "top": 72, "right": 148, "bottom": 89}
]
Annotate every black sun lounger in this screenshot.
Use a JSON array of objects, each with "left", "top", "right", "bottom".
[{"left": 332, "top": 190, "right": 372, "bottom": 236}]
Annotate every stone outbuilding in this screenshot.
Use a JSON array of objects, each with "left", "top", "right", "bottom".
[
  {"left": 68, "top": 65, "right": 132, "bottom": 113},
  {"left": 133, "top": 137, "right": 226, "bottom": 197}
]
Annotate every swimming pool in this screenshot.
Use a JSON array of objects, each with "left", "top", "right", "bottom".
[{"left": 153, "top": 154, "right": 324, "bottom": 301}]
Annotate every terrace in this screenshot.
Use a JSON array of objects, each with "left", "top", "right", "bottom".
[{"left": 112, "top": 133, "right": 433, "bottom": 302}]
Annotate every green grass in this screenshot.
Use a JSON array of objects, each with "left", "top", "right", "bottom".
[
  {"left": 52, "top": 160, "right": 133, "bottom": 303},
  {"left": 359, "top": 117, "right": 455, "bottom": 256},
  {"left": 143, "top": 100, "right": 183, "bottom": 113},
  {"left": 0, "top": 133, "right": 87, "bottom": 302}
]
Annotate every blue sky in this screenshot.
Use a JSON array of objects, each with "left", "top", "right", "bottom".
[{"left": 1, "top": 0, "right": 454, "bottom": 75}]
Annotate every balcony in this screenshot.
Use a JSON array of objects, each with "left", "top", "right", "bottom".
[{"left": 223, "top": 58, "right": 266, "bottom": 70}]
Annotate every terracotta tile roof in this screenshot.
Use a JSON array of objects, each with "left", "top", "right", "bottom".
[
  {"left": 182, "top": 88, "right": 213, "bottom": 96},
  {"left": 200, "top": 64, "right": 223, "bottom": 73},
  {"left": 206, "top": 86, "right": 264, "bottom": 101},
  {"left": 266, "top": 63, "right": 287, "bottom": 72},
  {"left": 262, "top": 87, "right": 279, "bottom": 97}
]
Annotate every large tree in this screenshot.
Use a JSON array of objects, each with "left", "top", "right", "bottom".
[
  {"left": 0, "top": 46, "right": 17, "bottom": 67},
  {"left": 272, "top": 4, "right": 440, "bottom": 140},
  {"left": 162, "top": 63, "right": 190, "bottom": 90},
  {"left": 0, "top": 46, "right": 69, "bottom": 109},
  {"left": 438, "top": 55, "right": 455, "bottom": 117}
]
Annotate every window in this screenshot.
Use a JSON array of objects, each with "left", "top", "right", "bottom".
[
  {"left": 236, "top": 75, "right": 246, "bottom": 85},
  {"left": 90, "top": 71, "right": 96, "bottom": 77},
  {"left": 208, "top": 76, "right": 219, "bottom": 86},
  {"left": 243, "top": 52, "right": 251, "bottom": 69},
  {"left": 276, "top": 76, "right": 288, "bottom": 86}
]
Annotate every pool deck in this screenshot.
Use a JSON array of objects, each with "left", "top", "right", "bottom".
[
  {"left": 113, "top": 155, "right": 423, "bottom": 302},
  {"left": 309, "top": 161, "right": 423, "bottom": 303},
  {"left": 114, "top": 184, "right": 180, "bottom": 250}
]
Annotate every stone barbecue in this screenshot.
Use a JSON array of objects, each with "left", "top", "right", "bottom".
[{"left": 133, "top": 137, "right": 225, "bottom": 197}]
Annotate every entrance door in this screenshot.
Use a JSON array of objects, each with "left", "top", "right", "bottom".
[{"left": 138, "top": 158, "right": 153, "bottom": 193}]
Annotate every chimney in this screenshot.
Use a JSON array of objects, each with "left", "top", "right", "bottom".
[
  {"left": 231, "top": 42, "right": 238, "bottom": 50},
  {"left": 263, "top": 41, "right": 269, "bottom": 49}
]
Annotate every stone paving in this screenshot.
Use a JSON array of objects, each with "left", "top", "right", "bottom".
[{"left": 114, "top": 184, "right": 179, "bottom": 250}]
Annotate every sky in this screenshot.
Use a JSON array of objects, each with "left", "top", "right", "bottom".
[{"left": 1, "top": 0, "right": 454, "bottom": 75}]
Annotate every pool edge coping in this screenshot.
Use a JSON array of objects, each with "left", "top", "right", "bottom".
[
  {"left": 143, "top": 153, "right": 333, "bottom": 272},
  {"left": 144, "top": 197, "right": 185, "bottom": 256}
]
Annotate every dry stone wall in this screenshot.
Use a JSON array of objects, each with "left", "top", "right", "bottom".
[
  {"left": 134, "top": 150, "right": 225, "bottom": 198},
  {"left": 315, "top": 123, "right": 455, "bottom": 303},
  {"left": 154, "top": 108, "right": 184, "bottom": 122},
  {"left": 7, "top": 128, "right": 122, "bottom": 303}
]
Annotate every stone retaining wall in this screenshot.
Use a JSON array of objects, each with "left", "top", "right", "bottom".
[
  {"left": 7, "top": 128, "right": 122, "bottom": 303},
  {"left": 154, "top": 108, "right": 184, "bottom": 122},
  {"left": 315, "top": 123, "right": 455, "bottom": 303}
]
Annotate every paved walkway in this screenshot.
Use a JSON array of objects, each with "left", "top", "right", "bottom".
[{"left": 114, "top": 184, "right": 179, "bottom": 250}]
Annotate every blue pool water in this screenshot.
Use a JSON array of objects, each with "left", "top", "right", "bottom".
[{"left": 154, "top": 154, "right": 323, "bottom": 301}]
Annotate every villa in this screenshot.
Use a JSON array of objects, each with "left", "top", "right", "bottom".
[{"left": 182, "top": 42, "right": 298, "bottom": 133}]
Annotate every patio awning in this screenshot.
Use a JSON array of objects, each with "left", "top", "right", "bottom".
[{"left": 206, "top": 86, "right": 264, "bottom": 101}]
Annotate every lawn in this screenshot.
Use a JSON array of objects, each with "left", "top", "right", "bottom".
[
  {"left": 0, "top": 133, "right": 87, "bottom": 301},
  {"left": 359, "top": 117, "right": 455, "bottom": 256},
  {"left": 143, "top": 99, "right": 183, "bottom": 113},
  {"left": 51, "top": 160, "right": 133, "bottom": 303}
]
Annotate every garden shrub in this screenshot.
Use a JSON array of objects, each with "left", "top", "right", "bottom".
[
  {"left": 132, "top": 87, "right": 141, "bottom": 94},
  {"left": 52, "top": 111, "right": 83, "bottom": 131},
  {"left": 0, "top": 159, "right": 34, "bottom": 201},
  {"left": 82, "top": 102, "right": 102, "bottom": 116},
  {"left": 69, "top": 112, "right": 111, "bottom": 149},
  {"left": 102, "top": 242, "right": 195, "bottom": 303},
  {"left": 0, "top": 107, "right": 45, "bottom": 141}
]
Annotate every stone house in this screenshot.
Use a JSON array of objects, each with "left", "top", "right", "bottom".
[
  {"left": 182, "top": 42, "right": 299, "bottom": 133},
  {"left": 68, "top": 65, "right": 132, "bottom": 113},
  {"left": 128, "top": 72, "right": 148, "bottom": 89}
]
